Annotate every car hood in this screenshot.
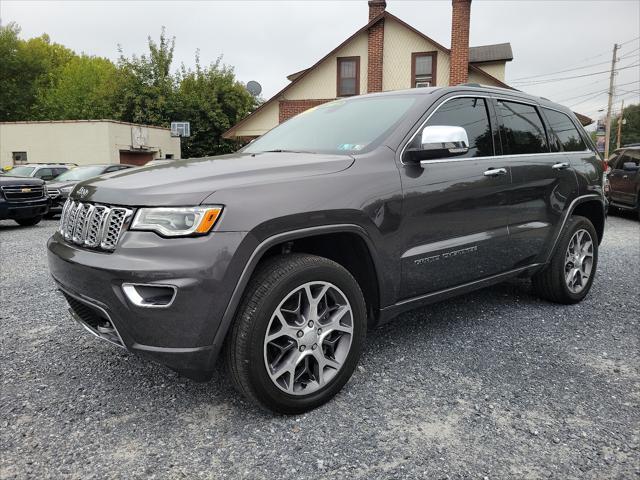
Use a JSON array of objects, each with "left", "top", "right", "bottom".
[
  {"left": 0, "top": 176, "right": 45, "bottom": 186},
  {"left": 47, "top": 180, "right": 77, "bottom": 190},
  {"left": 72, "top": 152, "right": 355, "bottom": 206}
]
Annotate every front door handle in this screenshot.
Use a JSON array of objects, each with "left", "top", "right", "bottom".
[
  {"left": 483, "top": 167, "right": 507, "bottom": 177},
  {"left": 552, "top": 162, "right": 570, "bottom": 170}
]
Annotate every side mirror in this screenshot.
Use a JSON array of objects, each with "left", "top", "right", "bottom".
[
  {"left": 622, "top": 162, "right": 639, "bottom": 172},
  {"left": 405, "top": 125, "right": 469, "bottom": 162}
]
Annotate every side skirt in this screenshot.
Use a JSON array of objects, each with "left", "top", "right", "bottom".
[{"left": 377, "top": 263, "right": 543, "bottom": 325}]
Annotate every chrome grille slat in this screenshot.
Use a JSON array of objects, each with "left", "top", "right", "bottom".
[{"left": 58, "top": 199, "right": 131, "bottom": 252}]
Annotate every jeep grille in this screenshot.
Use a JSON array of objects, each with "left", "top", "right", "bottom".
[{"left": 59, "top": 199, "right": 132, "bottom": 251}]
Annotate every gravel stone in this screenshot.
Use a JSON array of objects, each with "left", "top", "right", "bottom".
[{"left": 1, "top": 214, "right": 639, "bottom": 479}]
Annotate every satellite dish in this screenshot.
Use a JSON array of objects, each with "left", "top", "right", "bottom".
[{"left": 246, "top": 80, "right": 262, "bottom": 97}]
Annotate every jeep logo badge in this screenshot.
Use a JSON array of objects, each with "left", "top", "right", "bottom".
[{"left": 77, "top": 187, "right": 89, "bottom": 198}]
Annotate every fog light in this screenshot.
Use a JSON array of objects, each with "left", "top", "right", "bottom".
[{"left": 122, "top": 283, "right": 177, "bottom": 308}]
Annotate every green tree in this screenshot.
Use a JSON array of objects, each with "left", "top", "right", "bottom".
[
  {"left": 611, "top": 103, "right": 640, "bottom": 148},
  {"left": 116, "top": 27, "right": 177, "bottom": 125},
  {"left": 0, "top": 23, "right": 73, "bottom": 120},
  {"left": 174, "top": 56, "right": 256, "bottom": 157},
  {"left": 32, "top": 55, "right": 121, "bottom": 120}
]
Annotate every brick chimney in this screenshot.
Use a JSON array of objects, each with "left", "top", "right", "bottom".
[
  {"left": 368, "top": 0, "right": 386, "bottom": 20},
  {"left": 449, "top": 0, "right": 471, "bottom": 85},
  {"left": 367, "top": 0, "right": 386, "bottom": 93}
]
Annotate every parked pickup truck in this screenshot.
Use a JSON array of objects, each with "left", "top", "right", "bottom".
[
  {"left": 1, "top": 176, "right": 50, "bottom": 226},
  {"left": 47, "top": 85, "right": 605, "bottom": 414}
]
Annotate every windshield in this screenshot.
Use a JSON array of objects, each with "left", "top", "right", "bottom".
[
  {"left": 6, "top": 166, "right": 35, "bottom": 176},
  {"left": 53, "top": 166, "right": 106, "bottom": 181},
  {"left": 243, "top": 95, "right": 420, "bottom": 155}
]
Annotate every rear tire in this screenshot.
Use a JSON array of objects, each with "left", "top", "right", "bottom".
[
  {"left": 533, "top": 215, "right": 598, "bottom": 304},
  {"left": 15, "top": 216, "right": 42, "bottom": 226},
  {"left": 226, "top": 253, "right": 367, "bottom": 414}
]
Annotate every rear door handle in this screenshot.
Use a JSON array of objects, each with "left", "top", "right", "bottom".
[
  {"left": 552, "top": 162, "right": 570, "bottom": 170},
  {"left": 483, "top": 168, "right": 507, "bottom": 177}
]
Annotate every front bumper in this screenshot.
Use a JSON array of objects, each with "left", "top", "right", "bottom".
[
  {"left": 0, "top": 198, "right": 50, "bottom": 220},
  {"left": 47, "top": 229, "right": 248, "bottom": 379}
]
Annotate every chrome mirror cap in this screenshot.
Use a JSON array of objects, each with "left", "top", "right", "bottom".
[{"left": 420, "top": 125, "right": 469, "bottom": 154}]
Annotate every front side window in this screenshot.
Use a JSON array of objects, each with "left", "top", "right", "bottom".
[
  {"left": 544, "top": 108, "right": 587, "bottom": 152},
  {"left": 337, "top": 57, "right": 360, "bottom": 97},
  {"left": 497, "top": 100, "right": 548, "bottom": 155},
  {"left": 243, "top": 95, "right": 420, "bottom": 155},
  {"left": 412, "top": 52, "right": 437, "bottom": 88},
  {"left": 422, "top": 97, "right": 494, "bottom": 157}
]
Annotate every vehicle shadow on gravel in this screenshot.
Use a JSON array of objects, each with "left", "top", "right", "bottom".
[{"left": 101, "top": 277, "right": 542, "bottom": 417}]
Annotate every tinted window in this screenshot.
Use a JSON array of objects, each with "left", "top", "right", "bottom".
[
  {"left": 34, "top": 168, "right": 53, "bottom": 179},
  {"left": 424, "top": 97, "right": 494, "bottom": 157},
  {"left": 497, "top": 101, "right": 547, "bottom": 155},
  {"left": 544, "top": 108, "right": 586, "bottom": 152}
]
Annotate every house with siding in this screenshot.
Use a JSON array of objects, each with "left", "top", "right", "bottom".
[{"left": 223, "top": 0, "right": 516, "bottom": 140}]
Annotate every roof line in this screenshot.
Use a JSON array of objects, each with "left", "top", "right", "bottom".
[
  {"left": 0, "top": 119, "right": 172, "bottom": 131},
  {"left": 224, "top": 10, "right": 515, "bottom": 138},
  {"left": 223, "top": 11, "right": 388, "bottom": 138}
]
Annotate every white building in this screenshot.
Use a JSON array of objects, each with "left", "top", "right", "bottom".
[{"left": 0, "top": 120, "right": 181, "bottom": 169}]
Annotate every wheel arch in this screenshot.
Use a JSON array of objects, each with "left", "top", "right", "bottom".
[
  {"left": 572, "top": 198, "right": 605, "bottom": 244},
  {"left": 213, "top": 225, "right": 383, "bottom": 357}
]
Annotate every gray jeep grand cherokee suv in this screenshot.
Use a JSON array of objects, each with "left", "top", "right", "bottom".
[{"left": 48, "top": 86, "right": 605, "bottom": 414}]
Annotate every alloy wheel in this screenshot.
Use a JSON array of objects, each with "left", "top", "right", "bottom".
[
  {"left": 263, "top": 281, "right": 353, "bottom": 395},
  {"left": 564, "top": 229, "right": 594, "bottom": 294}
]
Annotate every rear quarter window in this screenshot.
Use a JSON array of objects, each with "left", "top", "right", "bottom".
[{"left": 543, "top": 108, "right": 587, "bottom": 152}]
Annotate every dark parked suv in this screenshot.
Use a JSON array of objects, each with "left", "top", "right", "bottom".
[
  {"left": 606, "top": 146, "right": 640, "bottom": 219},
  {"left": 47, "top": 86, "right": 605, "bottom": 413},
  {"left": 1, "top": 176, "right": 50, "bottom": 225}
]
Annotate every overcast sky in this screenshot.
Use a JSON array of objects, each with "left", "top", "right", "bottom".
[{"left": 2, "top": 0, "right": 639, "bottom": 125}]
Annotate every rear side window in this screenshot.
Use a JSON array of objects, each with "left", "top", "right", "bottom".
[
  {"left": 425, "top": 97, "right": 494, "bottom": 157},
  {"left": 544, "top": 109, "right": 587, "bottom": 152},
  {"left": 497, "top": 100, "right": 547, "bottom": 155},
  {"left": 34, "top": 168, "right": 53, "bottom": 179}
]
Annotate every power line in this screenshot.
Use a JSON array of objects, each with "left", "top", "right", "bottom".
[
  {"left": 620, "top": 36, "right": 640, "bottom": 46},
  {"left": 511, "top": 36, "right": 640, "bottom": 83},
  {"left": 510, "top": 59, "right": 613, "bottom": 82},
  {"left": 556, "top": 80, "right": 640, "bottom": 103},
  {"left": 514, "top": 63, "right": 640, "bottom": 86}
]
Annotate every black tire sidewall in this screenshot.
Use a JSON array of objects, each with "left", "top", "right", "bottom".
[
  {"left": 245, "top": 261, "right": 366, "bottom": 413},
  {"left": 552, "top": 216, "right": 599, "bottom": 303}
]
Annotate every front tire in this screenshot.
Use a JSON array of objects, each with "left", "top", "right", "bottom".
[
  {"left": 15, "top": 216, "right": 42, "bottom": 226},
  {"left": 226, "top": 253, "right": 367, "bottom": 414},
  {"left": 533, "top": 215, "right": 598, "bottom": 304}
]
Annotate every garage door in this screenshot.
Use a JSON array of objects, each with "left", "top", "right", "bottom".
[{"left": 119, "top": 151, "right": 154, "bottom": 166}]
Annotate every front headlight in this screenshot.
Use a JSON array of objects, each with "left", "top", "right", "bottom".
[
  {"left": 60, "top": 186, "right": 74, "bottom": 194},
  {"left": 130, "top": 206, "right": 223, "bottom": 237}
]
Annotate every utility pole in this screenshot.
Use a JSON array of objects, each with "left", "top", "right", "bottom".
[
  {"left": 604, "top": 43, "right": 619, "bottom": 160},
  {"left": 616, "top": 100, "right": 624, "bottom": 150}
]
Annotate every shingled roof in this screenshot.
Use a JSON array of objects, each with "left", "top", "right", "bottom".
[{"left": 469, "top": 43, "right": 513, "bottom": 63}]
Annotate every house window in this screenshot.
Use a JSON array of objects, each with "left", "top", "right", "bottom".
[
  {"left": 12, "top": 152, "right": 27, "bottom": 164},
  {"left": 337, "top": 57, "right": 360, "bottom": 97},
  {"left": 412, "top": 52, "right": 437, "bottom": 88}
]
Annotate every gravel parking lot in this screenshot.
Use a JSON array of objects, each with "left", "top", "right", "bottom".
[{"left": 1, "top": 215, "right": 638, "bottom": 479}]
